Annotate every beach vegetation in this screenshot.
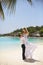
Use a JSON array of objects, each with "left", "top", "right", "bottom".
[{"left": 0, "top": 26, "right": 43, "bottom": 37}]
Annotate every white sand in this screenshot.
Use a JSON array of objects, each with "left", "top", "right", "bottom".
[{"left": 0, "top": 44, "right": 43, "bottom": 65}]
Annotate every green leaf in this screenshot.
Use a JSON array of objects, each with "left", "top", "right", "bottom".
[
  {"left": 0, "top": 2, "right": 4, "bottom": 19},
  {"left": 2, "top": 0, "right": 16, "bottom": 12},
  {"left": 27, "top": 0, "right": 32, "bottom": 5}
]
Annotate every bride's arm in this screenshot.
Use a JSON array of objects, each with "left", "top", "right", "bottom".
[{"left": 25, "top": 28, "right": 29, "bottom": 36}]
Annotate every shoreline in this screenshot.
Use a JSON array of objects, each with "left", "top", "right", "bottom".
[{"left": 0, "top": 35, "right": 43, "bottom": 38}]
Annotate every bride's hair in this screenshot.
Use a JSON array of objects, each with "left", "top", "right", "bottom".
[{"left": 22, "top": 28, "right": 28, "bottom": 34}]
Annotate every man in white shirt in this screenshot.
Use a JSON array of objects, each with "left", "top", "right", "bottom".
[{"left": 19, "top": 33, "right": 26, "bottom": 60}]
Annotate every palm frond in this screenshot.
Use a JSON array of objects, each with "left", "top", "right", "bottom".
[
  {"left": 2, "top": 0, "right": 16, "bottom": 12},
  {"left": 0, "top": 2, "right": 4, "bottom": 19},
  {"left": 27, "top": 0, "right": 32, "bottom": 5}
]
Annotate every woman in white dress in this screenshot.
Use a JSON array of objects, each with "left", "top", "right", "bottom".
[{"left": 22, "top": 28, "right": 36, "bottom": 59}]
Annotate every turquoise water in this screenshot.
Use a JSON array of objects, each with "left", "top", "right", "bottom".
[{"left": 0, "top": 37, "right": 43, "bottom": 49}]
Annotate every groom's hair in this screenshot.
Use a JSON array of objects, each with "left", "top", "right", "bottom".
[
  {"left": 18, "top": 32, "right": 22, "bottom": 37},
  {"left": 18, "top": 34, "right": 21, "bottom": 37}
]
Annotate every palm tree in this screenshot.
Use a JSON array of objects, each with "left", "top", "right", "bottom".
[
  {"left": 0, "top": 0, "right": 32, "bottom": 19},
  {"left": 0, "top": 0, "right": 42, "bottom": 19}
]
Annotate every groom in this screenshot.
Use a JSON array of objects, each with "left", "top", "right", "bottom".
[
  {"left": 21, "top": 43, "right": 26, "bottom": 60},
  {"left": 19, "top": 33, "right": 26, "bottom": 60}
]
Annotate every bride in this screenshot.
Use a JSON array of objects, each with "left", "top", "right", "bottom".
[{"left": 22, "top": 28, "right": 36, "bottom": 59}]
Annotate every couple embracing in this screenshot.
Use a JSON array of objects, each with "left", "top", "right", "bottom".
[{"left": 19, "top": 28, "right": 36, "bottom": 60}]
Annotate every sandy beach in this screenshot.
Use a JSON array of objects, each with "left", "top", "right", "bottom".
[{"left": 0, "top": 44, "right": 43, "bottom": 65}]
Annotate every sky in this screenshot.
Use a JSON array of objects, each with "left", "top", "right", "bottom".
[{"left": 0, "top": 0, "right": 43, "bottom": 34}]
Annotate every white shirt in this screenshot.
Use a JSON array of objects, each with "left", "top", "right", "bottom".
[
  {"left": 20, "top": 37, "right": 25, "bottom": 45},
  {"left": 20, "top": 35, "right": 29, "bottom": 47},
  {"left": 23, "top": 34, "right": 29, "bottom": 46}
]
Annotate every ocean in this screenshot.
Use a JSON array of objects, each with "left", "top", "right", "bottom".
[{"left": 0, "top": 37, "right": 43, "bottom": 50}]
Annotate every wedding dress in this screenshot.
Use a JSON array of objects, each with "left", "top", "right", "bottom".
[{"left": 23, "top": 34, "right": 36, "bottom": 59}]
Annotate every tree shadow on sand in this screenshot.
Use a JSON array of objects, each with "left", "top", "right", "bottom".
[{"left": 24, "top": 58, "right": 40, "bottom": 63}]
